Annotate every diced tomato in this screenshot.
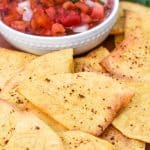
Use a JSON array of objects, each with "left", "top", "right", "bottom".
[
  {"left": 43, "top": 29, "right": 52, "bottom": 36},
  {"left": 3, "top": 15, "right": 17, "bottom": 25},
  {"left": 54, "top": 0, "right": 65, "bottom": 4},
  {"left": 30, "top": 0, "right": 38, "bottom": 9},
  {"left": 81, "top": 13, "right": 92, "bottom": 24},
  {"left": 57, "top": 9, "right": 81, "bottom": 27},
  {"left": 46, "top": 7, "right": 56, "bottom": 21},
  {"left": 11, "top": 21, "right": 29, "bottom": 32},
  {"left": 0, "top": 0, "right": 7, "bottom": 11},
  {"left": 31, "top": 8, "right": 52, "bottom": 30},
  {"left": 63, "top": 1, "right": 75, "bottom": 10},
  {"left": 75, "top": 2, "right": 89, "bottom": 14},
  {"left": 0, "top": 0, "right": 112, "bottom": 36},
  {"left": 2, "top": 1, "right": 21, "bottom": 25},
  {"left": 40, "top": 0, "right": 54, "bottom": 7},
  {"left": 51, "top": 23, "right": 65, "bottom": 36},
  {"left": 32, "top": 28, "right": 49, "bottom": 36},
  {"left": 91, "top": 2, "right": 104, "bottom": 19}
]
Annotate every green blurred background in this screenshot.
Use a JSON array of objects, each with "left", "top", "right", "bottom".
[{"left": 124, "top": 0, "right": 150, "bottom": 6}]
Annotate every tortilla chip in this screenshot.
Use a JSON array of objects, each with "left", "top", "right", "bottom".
[
  {"left": 101, "top": 29, "right": 150, "bottom": 82},
  {"left": 1, "top": 48, "right": 74, "bottom": 107},
  {"left": 74, "top": 47, "right": 109, "bottom": 72},
  {"left": 102, "top": 125, "right": 145, "bottom": 150},
  {"left": 0, "top": 100, "right": 64, "bottom": 150},
  {"left": 0, "top": 48, "right": 36, "bottom": 91},
  {"left": 111, "top": 1, "right": 150, "bottom": 39},
  {"left": 61, "top": 131, "right": 117, "bottom": 150},
  {"left": 16, "top": 48, "right": 74, "bottom": 82},
  {"left": 112, "top": 81, "right": 150, "bottom": 143},
  {"left": 110, "top": 17, "right": 125, "bottom": 35},
  {"left": 0, "top": 88, "right": 67, "bottom": 134},
  {"left": 124, "top": 10, "right": 142, "bottom": 38},
  {"left": 17, "top": 72, "right": 133, "bottom": 136},
  {"left": 74, "top": 57, "right": 98, "bottom": 72},
  {"left": 110, "top": 5, "right": 125, "bottom": 35},
  {"left": 0, "top": 49, "right": 73, "bottom": 132},
  {"left": 86, "top": 47, "right": 109, "bottom": 58},
  {"left": 114, "top": 34, "right": 124, "bottom": 47},
  {"left": 114, "top": 10, "right": 141, "bottom": 46}
]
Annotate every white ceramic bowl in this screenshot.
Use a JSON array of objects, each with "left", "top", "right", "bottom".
[{"left": 0, "top": 0, "right": 119, "bottom": 55}]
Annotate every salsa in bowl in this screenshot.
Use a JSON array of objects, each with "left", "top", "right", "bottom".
[
  {"left": 0, "top": 0, "right": 118, "bottom": 55},
  {"left": 0, "top": 0, "right": 113, "bottom": 36}
]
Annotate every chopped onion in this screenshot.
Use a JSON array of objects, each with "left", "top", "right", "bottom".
[
  {"left": 85, "top": 0, "right": 94, "bottom": 7},
  {"left": 18, "top": 1, "right": 30, "bottom": 9},
  {"left": 73, "top": 25, "right": 88, "bottom": 33},
  {"left": 17, "top": 1, "right": 33, "bottom": 21},
  {"left": 23, "top": 9, "right": 33, "bottom": 21},
  {"left": 17, "top": 1, "right": 30, "bottom": 14}
]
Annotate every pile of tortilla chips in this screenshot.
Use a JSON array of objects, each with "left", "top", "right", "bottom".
[{"left": 0, "top": 1, "right": 149, "bottom": 150}]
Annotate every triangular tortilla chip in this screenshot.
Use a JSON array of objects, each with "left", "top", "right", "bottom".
[
  {"left": 1, "top": 49, "right": 74, "bottom": 106},
  {"left": 101, "top": 29, "right": 150, "bottom": 82},
  {"left": 121, "top": 1, "right": 150, "bottom": 39},
  {"left": 0, "top": 48, "right": 36, "bottom": 90},
  {"left": 17, "top": 72, "right": 133, "bottom": 136},
  {"left": 86, "top": 47, "right": 109, "bottom": 58},
  {"left": 110, "top": 6, "right": 125, "bottom": 35},
  {"left": 101, "top": 125, "right": 145, "bottom": 150},
  {"left": 124, "top": 10, "right": 142, "bottom": 38},
  {"left": 0, "top": 49, "right": 73, "bottom": 132},
  {"left": 112, "top": 81, "right": 150, "bottom": 143},
  {"left": 12, "top": 48, "right": 73, "bottom": 84},
  {"left": 0, "top": 100, "right": 64, "bottom": 150},
  {"left": 1, "top": 49, "right": 73, "bottom": 107},
  {"left": 0, "top": 83, "right": 67, "bottom": 132},
  {"left": 61, "top": 131, "right": 117, "bottom": 150},
  {"left": 113, "top": 1, "right": 150, "bottom": 39},
  {"left": 74, "top": 47, "right": 109, "bottom": 72}
]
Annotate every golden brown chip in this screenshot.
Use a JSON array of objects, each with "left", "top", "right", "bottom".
[
  {"left": 0, "top": 85, "right": 67, "bottom": 134},
  {"left": 102, "top": 125, "right": 145, "bottom": 150},
  {"left": 74, "top": 57, "right": 98, "bottom": 72},
  {"left": 0, "top": 48, "right": 36, "bottom": 90},
  {"left": 0, "top": 100, "right": 64, "bottom": 150},
  {"left": 86, "top": 47, "right": 109, "bottom": 58},
  {"left": 17, "top": 72, "right": 133, "bottom": 136},
  {"left": 0, "top": 48, "right": 74, "bottom": 107},
  {"left": 124, "top": 10, "right": 142, "bottom": 38},
  {"left": 101, "top": 29, "right": 150, "bottom": 82},
  {"left": 115, "top": 1, "right": 150, "bottom": 39},
  {"left": 113, "top": 81, "right": 150, "bottom": 143},
  {"left": 0, "top": 49, "right": 73, "bottom": 132},
  {"left": 61, "top": 131, "right": 117, "bottom": 150},
  {"left": 114, "top": 34, "right": 124, "bottom": 47},
  {"left": 110, "top": 6, "right": 125, "bottom": 35},
  {"left": 122, "top": 1, "right": 150, "bottom": 39},
  {"left": 74, "top": 47, "right": 109, "bottom": 72}
]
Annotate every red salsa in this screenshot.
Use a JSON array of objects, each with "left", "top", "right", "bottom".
[{"left": 0, "top": 0, "right": 113, "bottom": 36}]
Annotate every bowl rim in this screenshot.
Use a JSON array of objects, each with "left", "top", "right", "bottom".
[{"left": 0, "top": 0, "right": 119, "bottom": 40}]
